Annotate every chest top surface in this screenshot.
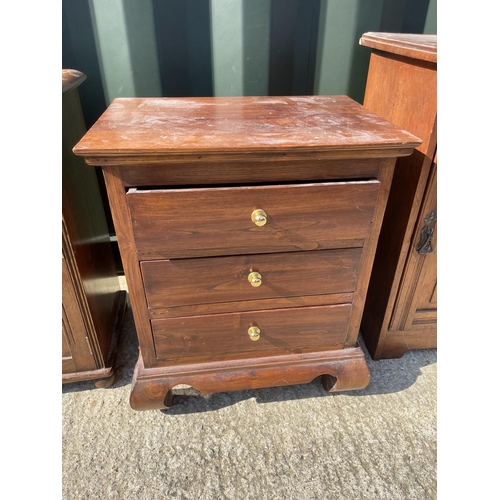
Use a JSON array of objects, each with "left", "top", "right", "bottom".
[{"left": 73, "top": 95, "right": 420, "bottom": 160}]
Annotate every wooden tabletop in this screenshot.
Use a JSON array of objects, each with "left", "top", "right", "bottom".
[
  {"left": 360, "top": 32, "right": 437, "bottom": 63},
  {"left": 73, "top": 95, "right": 421, "bottom": 160}
]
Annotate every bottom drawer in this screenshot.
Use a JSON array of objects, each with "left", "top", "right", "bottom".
[{"left": 152, "top": 304, "right": 351, "bottom": 363}]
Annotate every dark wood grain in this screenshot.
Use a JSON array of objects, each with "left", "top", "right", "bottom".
[
  {"left": 73, "top": 95, "right": 420, "bottom": 159},
  {"left": 74, "top": 94, "right": 419, "bottom": 408},
  {"left": 389, "top": 160, "right": 437, "bottom": 332},
  {"left": 359, "top": 32, "right": 437, "bottom": 359},
  {"left": 344, "top": 157, "right": 396, "bottom": 347},
  {"left": 130, "top": 347, "right": 370, "bottom": 411},
  {"left": 147, "top": 292, "right": 353, "bottom": 319},
  {"left": 141, "top": 248, "right": 361, "bottom": 308},
  {"left": 128, "top": 180, "right": 380, "bottom": 259},
  {"left": 120, "top": 158, "right": 380, "bottom": 187},
  {"left": 152, "top": 304, "right": 352, "bottom": 364},
  {"left": 101, "top": 166, "right": 157, "bottom": 367}
]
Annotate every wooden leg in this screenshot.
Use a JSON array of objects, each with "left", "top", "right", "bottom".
[
  {"left": 163, "top": 390, "right": 173, "bottom": 409},
  {"left": 94, "top": 370, "right": 117, "bottom": 388}
]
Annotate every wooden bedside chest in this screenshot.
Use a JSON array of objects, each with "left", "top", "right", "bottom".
[{"left": 74, "top": 96, "right": 420, "bottom": 410}]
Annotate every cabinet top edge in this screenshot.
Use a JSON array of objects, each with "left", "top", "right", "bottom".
[
  {"left": 360, "top": 32, "right": 437, "bottom": 63},
  {"left": 73, "top": 95, "right": 421, "bottom": 159},
  {"left": 62, "top": 69, "right": 87, "bottom": 95}
]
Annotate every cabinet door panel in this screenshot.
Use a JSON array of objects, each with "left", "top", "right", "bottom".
[
  {"left": 390, "top": 157, "right": 437, "bottom": 335},
  {"left": 62, "top": 248, "right": 98, "bottom": 373}
]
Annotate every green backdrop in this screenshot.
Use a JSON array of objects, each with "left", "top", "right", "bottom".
[{"left": 63, "top": 0, "right": 436, "bottom": 129}]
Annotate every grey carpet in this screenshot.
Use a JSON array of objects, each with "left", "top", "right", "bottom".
[{"left": 62, "top": 279, "right": 436, "bottom": 499}]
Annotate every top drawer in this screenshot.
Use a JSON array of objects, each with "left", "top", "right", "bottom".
[{"left": 127, "top": 180, "right": 380, "bottom": 259}]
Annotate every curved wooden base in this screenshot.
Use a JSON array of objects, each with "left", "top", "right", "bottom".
[{"left": 129, "top": 346, "right": 370, "bottom": 411}]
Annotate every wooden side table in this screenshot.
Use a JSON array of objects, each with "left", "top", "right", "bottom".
[
  {"left": 74, "top": 95, "right": 420, "bottom": 409},
  {"left": 359, "top": 33, "right": 437, "bottom": 359},
  {"left": 62, "top": 69, "right": 127, "bottom": 387}
]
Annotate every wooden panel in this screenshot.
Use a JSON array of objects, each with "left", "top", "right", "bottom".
[
  {"left": 62, "top": 357, "right": 77, "bottom": 374},
  {"left": 72, "top": 96, "right": 420, "bottom": 159},
  {"left": 411, "top": 309, "right": 437, "bottom": 326},
  {"left": 101, "top": 166, "right": 158, "bottom": 367},
  {"left": 62, "top": 81, "right": 121, "bottom": 366},
  {"left": 141, "top": 248, "right": 361, "bottom": 308},
  {"left": 61, "top": 248, "right": 97, "bottom": 372},
  {"left": 152, "top": 304, "right": 352, "bottom": 363},
  {"left": 359, "top": 34, "right": 437, "bottom": 359},
  {"left": 363, "top": 52, "right": 436, "bottom": 156},
  {"left": 62, "top": 318, "right": 72, "bottom": 358},
  {"left": 120, "top": 158, "right": 380, "bottom": 187},
  {"left": 390, "top": 161, "right": 437, "bottom": 334},
  {"left": 148, "top": 292, "right": 353, "bottom": 319},
  {"left": 379, "top": 329, "right": 437, "bottom": 359},
  {"left": 62, "top": 315, "right": 76, "bottom": 374},
  {"left": 128, "top": 180, "right": 380, "bottom": 259},
  {"left": 344, "top": 158, "right": 396, "bottom": 347}
]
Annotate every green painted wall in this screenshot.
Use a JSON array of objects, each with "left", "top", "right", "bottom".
[
  {"left": 424, "top": 0, "right": 437, "bottom": 34},
  {"left": 63, "top": 0, "right": 437, "bottom": 127},
  {"left": 313, "top": 0, "right": 384, "bottom": 102}
]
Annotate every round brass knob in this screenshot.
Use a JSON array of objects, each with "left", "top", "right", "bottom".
[
  {"left": 251, "top": 209, "right": 267, "bottom": 226},
  {"left": 248, "top": 271, "right": 262, "bottom": 287},
  {"left": 248, "top": 326, "right": 260, "bottom": 341}
]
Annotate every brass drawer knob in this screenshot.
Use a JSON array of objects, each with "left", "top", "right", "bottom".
[
  {"left": 251, "top": 209, "right": 267, "bottom": 226},
  {"left": 248, "top": 271, "right": 262, "bottom": 287},
  {"left": 248, "top": 326, "right": 260, "bottom": 341}
]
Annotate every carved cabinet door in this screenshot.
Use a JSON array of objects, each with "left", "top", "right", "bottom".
[{"left": 389, "top": 153, "right": 437, "bottom": 342}]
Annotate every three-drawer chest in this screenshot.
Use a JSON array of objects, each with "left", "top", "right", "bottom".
[{"left": 74, "top": 96, "right": 420, "bottom": 410}]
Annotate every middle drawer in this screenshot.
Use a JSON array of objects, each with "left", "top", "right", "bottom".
[{"left": 141, "top": 248, "right": 362, "bottom": 309}]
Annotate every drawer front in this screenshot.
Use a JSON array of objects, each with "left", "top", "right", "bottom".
[
  {"left": 152, "top": 304, "right": 351, "bottom": 362},
  {"left": 141, "top": 248, "right": 362, "bottom": 308},
  {"left": 127, "top": 181, "right": 380, "bottom": 259}
]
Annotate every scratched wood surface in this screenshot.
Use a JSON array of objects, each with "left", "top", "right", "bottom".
[{"left": 73, "top": 95, "right": 420, "bottom": 158}]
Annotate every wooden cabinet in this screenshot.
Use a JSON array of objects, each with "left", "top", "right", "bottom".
[
  {"left": 73, "top": 95, "right": 420, "bottom": 410},
  {"left": 62, "top": 70, "right": 127, "bottom": 387},
  {"left": 359, "top": 33, "right": 437, "bottom": 359}
]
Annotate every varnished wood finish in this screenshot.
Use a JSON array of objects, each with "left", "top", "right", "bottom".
[
  {"left": 74, "top": 95, "right": 420, "bottom": 409},
  {"left": 141, "top": 248, "right": 362, "bottom": 309},
  {"left": 152, "top": 304, "right": 352, "bottom": 364},
  {"left": 62, "top": 70, "right": 126, "bottom": 386},
  {"left": 147, "top": 292, "right": 354, "bottom": 319},
  {"left": 130, "top": 347, "right": 370, "bottom": 411},
  {"left": 128, "top": 181, "right": 380, "bottom": 259},
  {"left": 101, "top": 166, "right": 158, "bottom": 367},
  {"left": 344, "top": 158, "right": 396, "bottom": 347},
  {"left": 73, "top": 95, "right": 420, "bottom": 159},
  {"left": 359, "top": 33, "right": 437, "bottom": 359},
  {"left": 121, "top": 158, "right": 380, "bottom": 187},
  {"left": 359, "top": 32, "right": 436, "bottom": 63}
]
